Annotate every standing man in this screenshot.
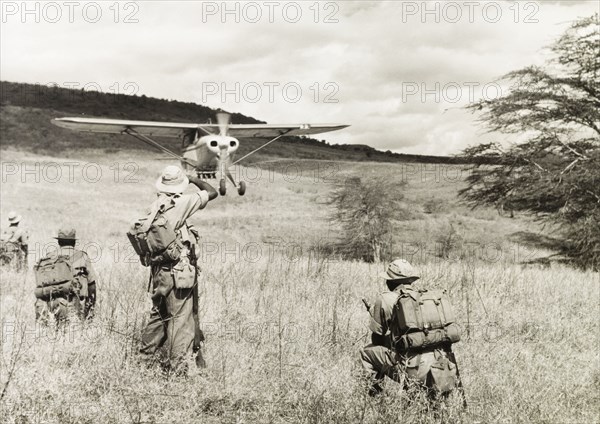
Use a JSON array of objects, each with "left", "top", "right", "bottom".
[
  {"left": 138, "top": 165, "right": 217, "bottom": 375},
  {"left": 34, "top": 228, "right": 98, "bottom": 326},
  {"left": 360, "top": 259, "right": 461, "bottom": 401},
  {"left": 1, "top": 211, "right": 29, "bottom": 270}
]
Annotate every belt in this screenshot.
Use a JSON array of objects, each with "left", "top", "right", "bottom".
[
  {"left": 396, "top": 344, "right": 448, "bottom": 356},
  {"left": 153, "top": 257, "right": 196, "bottom": 271}
]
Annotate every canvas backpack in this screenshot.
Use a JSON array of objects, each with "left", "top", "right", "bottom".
[
  {"left": 390, "top": 286, "right": 461, "bottom": 353},
  {"left": 127, "top": 195, "right": 182, "bottom": 267},
  {"left": 0, "top": 240, "right": 20, "bottom": 268},
  {"left": 0, "top": 240, "right": 19, "bottom": 254},
  {"left": 34, "top": 254, "right": 75, "bottom": 300}
]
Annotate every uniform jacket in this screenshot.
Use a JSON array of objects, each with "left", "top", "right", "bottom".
[
  {"left": 1, "top": 225, "right": 28, "bottom": 246},
  {"left": 368, "top": 285, "right": 408, "bottom": 337},
  {"left": 149, "top": 190, "right": 209, "bottom": 298},
  {"left": 152, "top": 190, "right": 208, "bottom": 258}
]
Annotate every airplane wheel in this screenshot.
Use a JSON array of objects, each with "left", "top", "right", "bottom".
[
  {"left": 219, "top": 179, "right": 226, "bottom": 196},
  {"left": 238, "top": 181, "right": 246, "bottom": 196}
]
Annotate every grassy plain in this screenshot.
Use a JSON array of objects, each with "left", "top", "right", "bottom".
[{"left": 0, "top": 148, "right": 598, "bottom": 424}]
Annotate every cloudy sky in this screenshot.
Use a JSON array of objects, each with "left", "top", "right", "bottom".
[{"left": 1, "top": 1, "right": 597, "bottom": 155}]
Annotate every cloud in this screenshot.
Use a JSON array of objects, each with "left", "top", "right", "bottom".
[{"left": 1, "top": 1, "right": 597, "bottom": 155}]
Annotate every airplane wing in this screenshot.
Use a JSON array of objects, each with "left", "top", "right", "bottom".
[
  {"left": 225, "top": 123, "right": 349, "bottom": 138},
  {"left": 52, "top": 117, "right": 199, "bottom": 138},
  {"left": 52, "top": 117, "right": 349, "bottom": 138}
]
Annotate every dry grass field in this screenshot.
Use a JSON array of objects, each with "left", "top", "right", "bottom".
[{"left": 1, "top": 148, "right": 598, "bottom": 424}]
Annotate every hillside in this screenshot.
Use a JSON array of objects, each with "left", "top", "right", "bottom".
[{"left": 0, "top": 81, "right": 468, "bottom": 164}]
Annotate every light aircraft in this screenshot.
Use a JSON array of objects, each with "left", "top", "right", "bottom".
[{"left": 52, "top": 112, "right": 348, "bottom": 195}]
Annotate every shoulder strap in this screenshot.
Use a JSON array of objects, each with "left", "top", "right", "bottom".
[
  {"left": 159, "top": 194, "right": 177, "bottom": 213},
  {"left": 139, "top": 202, "right": 162, "bottom": 233},
  {"left": 139, "top": 194, "right": 175, "bottom": 233},
  {"left": 398, "top": 286, "right": 419, "bottom": 302}
]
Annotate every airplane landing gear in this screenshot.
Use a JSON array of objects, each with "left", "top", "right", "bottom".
[
  {"left": 238, "top": 181, "right": 246, "bottom": 196},
  {"left": 217, "top": 154, "right": 246, "bottom": 196},
  {"left": 218, "top": 179, "right": 246, "bottom": 196},
  {"left": 217, "top": 179, "right": 246, "bottom": 196}
]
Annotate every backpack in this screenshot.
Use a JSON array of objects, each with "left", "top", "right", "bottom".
[
  {"left": 34, "top": 254, "right": 75, "bottom": 300},
  {"left": 0, "top": 240, "right": 19, "bottom": 254},
  {"left": 391, "top": 286, "right": 460, "bottom": 352},
  {"left": 0, "top": 241, "right": 20, "bottom": 268},
  {"left": 127, "top": 196, "right": 182, "bottom": 267}
]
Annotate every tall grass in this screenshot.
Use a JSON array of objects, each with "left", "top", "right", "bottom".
[
  {"left": 1, "top": 149, "right": 598, "bottom": 423},
  {"left": 1, "top": 256, "right": 598, "bottom": 423}
]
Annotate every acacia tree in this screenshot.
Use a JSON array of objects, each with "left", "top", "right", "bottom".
[
  {"left": 328, "top": 177, "right": 409, "bottom": 262},
  {"left": 461, "top": 14, "right": 599, "bottom": 269}
]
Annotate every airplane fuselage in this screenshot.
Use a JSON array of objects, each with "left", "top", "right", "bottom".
[{"left": 182, "top": 134, "right": 240, "bottom": 174}]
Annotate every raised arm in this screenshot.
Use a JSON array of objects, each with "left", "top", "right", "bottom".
[{"left": 188, "top": 176, "right": 218, "bottom": 201}]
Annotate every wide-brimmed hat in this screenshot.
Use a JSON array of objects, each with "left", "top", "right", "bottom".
[
  {"left": 7, "top": 211, "right": 21, "bottom": 224},
  {"left": 55, "top": 228, "right": 77, "bottom": 241},
  {"left": 156, "top": 165, "right": 189, "bottom": 194},
  {"left": 380, "top": 259, "right": 420, "bottom": 282}
]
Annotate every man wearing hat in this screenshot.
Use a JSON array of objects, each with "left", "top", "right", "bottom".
[
  {"left": 360, "top": 259, "right": 459, "bottom": 398},
  {"left": 34, "top": 228, "right": 99, "bottom": 325},
  {"left": 139, "top": 165, "right": 217, "bottom": 375},
  {"left": 1, "top": 211, "right": 29, "bottom": 270}
]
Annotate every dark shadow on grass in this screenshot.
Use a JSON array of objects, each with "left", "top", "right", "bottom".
[
  {"left": 508, "top": 231, "right": 572, "bottom": 267},
  {"left": 508, "top": 231, "right": 566, "bottom": 251}
]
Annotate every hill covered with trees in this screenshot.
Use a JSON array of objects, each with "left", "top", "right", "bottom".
[{"left": 0, "top": 80, "right": 468, "bottom": 164}]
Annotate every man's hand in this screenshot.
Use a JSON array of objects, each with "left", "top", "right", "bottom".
[{"left": 188, "top": 176, "right": 218, "bottom": 201}]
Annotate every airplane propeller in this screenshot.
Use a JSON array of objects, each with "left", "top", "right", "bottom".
[
  {"left": 216, "top": 112, "right": 230, "bottom": 136},
  {"left": 212, "top": 112, "right": 245, "bottom": 196}
]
